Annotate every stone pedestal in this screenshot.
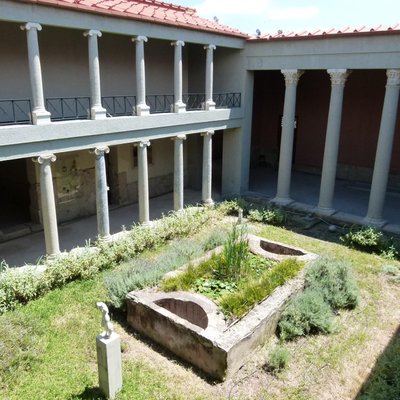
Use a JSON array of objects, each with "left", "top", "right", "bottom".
[{"left": 96, "top": 333, "right": 122, "bottom": 400}]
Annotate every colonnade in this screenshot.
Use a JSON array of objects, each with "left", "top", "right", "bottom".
[
  {"left": 20, "top": 22, "right": 217, "bottom": 122},
  {"left": 33, "top": 131, "right": 215, "bottom": 256},
  {"left": 273, "top": 68, "right": 400, "bottom": 225}
]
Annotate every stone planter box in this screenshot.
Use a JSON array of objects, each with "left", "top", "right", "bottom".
[{"left": 126, "top": 235, "right": 317, "bottom": 380}]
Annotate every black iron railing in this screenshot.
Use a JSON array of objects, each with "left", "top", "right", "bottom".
[
  {"left": 214, "top": 92, "right": 241, "bottom": 108},
  {"left": 146, "top": 94, "right": 174, "bottom": 114},
  {"left": 46, "top": 97, "right": 90, "bottom": 121},
  {"left": 102, "top": 96, "right": 136, "bottom": 117},
  {"left": 0, "top": 99, "right": 31, "bottom": 125},
  {"left": 184, "top": 93, "right": 205, "bottom": 110}
]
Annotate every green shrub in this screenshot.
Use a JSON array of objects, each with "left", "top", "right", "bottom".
[
  {"left": 202, "top": 229, "right": 228, "bottom": 252},
  {"left": 217, "top": 198, "right": 248, "bottom": 216},
  {"left": 304, "top": 257, "right": 359, "bottom": 310},
  {"left": 265, "top": 345, "right": 290, "bottom": 374},
  {"left": 382, "top": 264, "right": 400, "bottom": 276},
  {"left": 247, "top": 209, "right": 264, "bottom": 223},
  {"left": 278, "top": 289, "right": 334, "bottom": 341},
  {"left": 262, "top": 207, "right": 286, "bottom": 226},
  {"left": 340, "top": 226, "right": 399, "bottom": 259}
]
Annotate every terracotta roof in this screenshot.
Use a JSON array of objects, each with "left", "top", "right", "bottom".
[
  {"left": 21, "top": 0, "right": 248, "bottom": 38},
  {"left": 249, "top": 23, "right": 400, "bottom": 41}
]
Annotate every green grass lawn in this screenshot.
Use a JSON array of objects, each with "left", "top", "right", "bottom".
[{"left": 1, "top": 216, "right": 400, "bottom": 400}]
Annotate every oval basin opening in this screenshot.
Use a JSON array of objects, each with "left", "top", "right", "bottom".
[{"left": 260, "top": 240, "right": 305, "bottom": 256}]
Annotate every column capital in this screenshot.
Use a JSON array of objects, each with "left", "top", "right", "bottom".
[
  {"left": 20, "top": 22, "right": 42, "bottom": 31},
  {"left": 386, "top": 69, "right": 400, "bottom": 86},
  {"left": 172, "top": 134, "right": 187, "bottom": 141},
  {"left": 132, "top": 36, "right": 148, "bottom": 43},
  {"left": 34, "top": 153, "right": 57, "bottom": 164},
  {"left": 91, "top": 145, "right": 110, "bottom": 156},
  {"left": 171, "top": 40, "right": 185, "bottom": 47},
  {"left": 204, "top": 44, "right": 216, "bottom": 51},
  {"left": 327, "top": 69, "right": 350, "bottom": 85},
  {"left": 281, "top": 69, "right": 303, "bottom": 85},
  {"left": 84, "top": 29, "right": 102, "bottom": 38},
  {"left": 135, "top": 140, "right": 150, "bottom": 148},
  {"left": 201, "top": 130, "right": 214, "bottom": 137}
]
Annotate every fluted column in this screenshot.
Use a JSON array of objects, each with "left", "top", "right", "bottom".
[
  {"left": 91, "top": 146, "right": 110, "bottom": 240},
  {"left": 171, "top": 40, "right": 186, "bottom": 113},
  {"left": 204, "top": 45, "right": 216, "bottom": 111},
  {"left": 317, "top": 69, "right": 350, "bottom": 214},
  {"left": 20, "top": 22, "right": 51, "bottom": 125},
  {"left": 84, "top": 30, "right": 107, "bottom": 120},
  {"left": 34, "top": 154, "right": 60, "bottom": 256},
  {"left": 132, "top": 36, "right": 150, "bottom": 116},
  {"left": 136, "top": 141, "right": 150, "bottom": 224},
  {"left": 273, "top": 69, "right": 303, "bottom": 205},
  {"left": 364, "top": 69, "right": 400, "bottom": 224},
  {"left": 201, "top": 130, "right": 214, "bottom": 204},
  {"left": 172, "top": 135, "right": 186, "bottom": 211}
]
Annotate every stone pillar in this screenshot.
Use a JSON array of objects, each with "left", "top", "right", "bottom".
[
  {"left": 20, "top": 22, "right": 51, "bottom": 125},
  {"left": 136, "top": 141, "right": 150, "bottom": 224},
  {"left": 84, "top": 30, "right": 107, "bottom": 120},
  {"left": 34, "top": 154, "right": 60, "bottom": 256},
  {"left": 171, "top": 41, "right": 186, "bottom": 113},
  {"left": 92, "top": 146, "right": 110, "bottom": 240},
  {"left": 204, "top": 45, "right": 216, "bottom": 111},
  {"left": 172, "top": 135, "right": 186, "bottom": 211},
  {"left": 317, "top": 69, "right": 350, "bottom": 214},
  {"left": 364, "top": 69, "right": 400, "bottom": 224},
  {"left": 201, "top": 130, "right": 214, "bottom": 204},
  {"left": 132, "top": 36, "right": 150, "bottom": 116},
  {"left": 273, "top": 69, "right": 303, "bottom": 205}
]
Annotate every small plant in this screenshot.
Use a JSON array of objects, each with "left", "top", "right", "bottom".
[
  {"left": 202, "top": 229, "right": 228, "bottom": 251},
  {"left": 340, "top": 226, "right": 399, "bottom": 260},
  {"left": 0, "top": 260, "right": 8, "bottom": 274},
  {"left": 217, "top": 198, "right": 248, "bottom": 216},
  {"left": 265, "top": 345, "right": 290, "bottom": 374},
  {"left": 304, "top": 257, "right": 359, "bottom": 310},
  {"left": 247, "top": 209, "right": 264, "bottom": 223},
  {"left": 262, "top": 207, "right": 286, "bottom": 226},
  {"left": 382, "top": 264, "right": 400, "bottom": 276},
  {"left": 278, "top": 289, "right": 334, "bottom": 341},
  {"left": 222, "top": 223, "right": 249, "bottom": 280}
]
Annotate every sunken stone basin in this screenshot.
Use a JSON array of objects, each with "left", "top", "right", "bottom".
[{"left": 126, "top": 235, "right": 317, "bottom": 380}]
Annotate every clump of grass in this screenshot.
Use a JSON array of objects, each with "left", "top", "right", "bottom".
[
  {"left": 265, "top": 345, "right": 290, "bottom": 374},
  {"left": 219, "top": 258, "right": 303, "bottom": 319},
  {"left": 0, "top": 312, "right": 44, "bottom": 388},
  {"left": 202, "top": 229, "right": 228, "bottom": 252}
]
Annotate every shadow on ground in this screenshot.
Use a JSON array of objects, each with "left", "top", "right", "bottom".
[
  {"left": 355, "top": 324, "right": 400, "bottom": 400},
  {"left": 68, "top": 386, "right": 105, "bottom": 400}
]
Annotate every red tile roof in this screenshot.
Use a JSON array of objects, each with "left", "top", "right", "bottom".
[
  {"left": 249, "top": 23, "right": 400, "bottom": 41},
  {"left": 21, "top": 0, "right": 248, "bottom": 38}
]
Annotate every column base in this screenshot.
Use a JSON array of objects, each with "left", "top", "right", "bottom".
[
  {"left": 174, "top": 102, "right": 186, "bottom": 113},
  {"left": 315, "top": 206, "right": 336, "bottom": 217},
  {"left": 202, "top": 198, "right": 214, "bottom": 206},
  {"left": 91, "top": 106, "right": 107, "bottom": 120},
  {"left": 97, "top": 234, "right": 112, "bottom": 243},
  {"left": 271, "top": 197, "right": 293, "bottom": 206},
  {"left": 136, "top": 104, "right": 150, "bottom": 116},
  {"left": 204, "top": 101, "right": 215, "bottom": 111},
  {"left": 362, "top": 216, "right": 387, "bottom": 228},
  {"left": 31, "top": 109, "right": 51, "bottom": 125}
]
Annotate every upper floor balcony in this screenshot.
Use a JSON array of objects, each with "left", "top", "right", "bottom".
[{"left": 0, "top": 92, "right": 241, "bottom": 125}]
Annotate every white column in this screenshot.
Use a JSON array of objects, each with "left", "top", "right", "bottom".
[
  {"left": 84, "top": 30, "right": 107, "bottom": 120},
  {"left": 132, "top": 36, "right": 150, "bottom": 116},
  {"left": 92, "top": 146, "right": 110, "bottom": 240},
  {"left": 364, "top": 69, "right": 400, "bottom": 225},
  {"left": 317, "top": 69, "right": 350, "bottom": 214},
  {"left": 20, "top": 22, "right": 51, "bottom": 125},
  {"left": 34, "top": 153, "right": 60, "bottom": 256},
  {"left": 201, "top": 130, "right": 214, "bottom": 204},
  {"left": 204, "top": 45, "right": 216, "bottom": 111},
  {"left": 172, "top": 135, "right": 186, "bottom": 211},
  {"left": 273, "top": 69, "right": 303, "bottom": 205},
  {"left": 136, "top": 141, "right": 150, "bottom": 224},
  {"left": 171, "top": 41, "right": 186, "bottom": 113}
]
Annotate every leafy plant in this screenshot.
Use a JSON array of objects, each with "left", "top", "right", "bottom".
[
  {"left": 247, "top": 209, "right": 264, "bottom": 223},
  {"left": 193, "top": 277, "right": 237, "bottom": 299},
  {"left": 278, "top": 289, "right": 334, "bottom": 341},
  {"left": 265, "top": 345, "right": 290, "bottom": 374},
  {"left": 202, "top": 229, "right": 228, "bottom": 252},
  {"left": 304, "top": 257, "right": 359, "bottom": 310},
  {"left": 263, "top": 207, "right": 286, "bottom": 226}
]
